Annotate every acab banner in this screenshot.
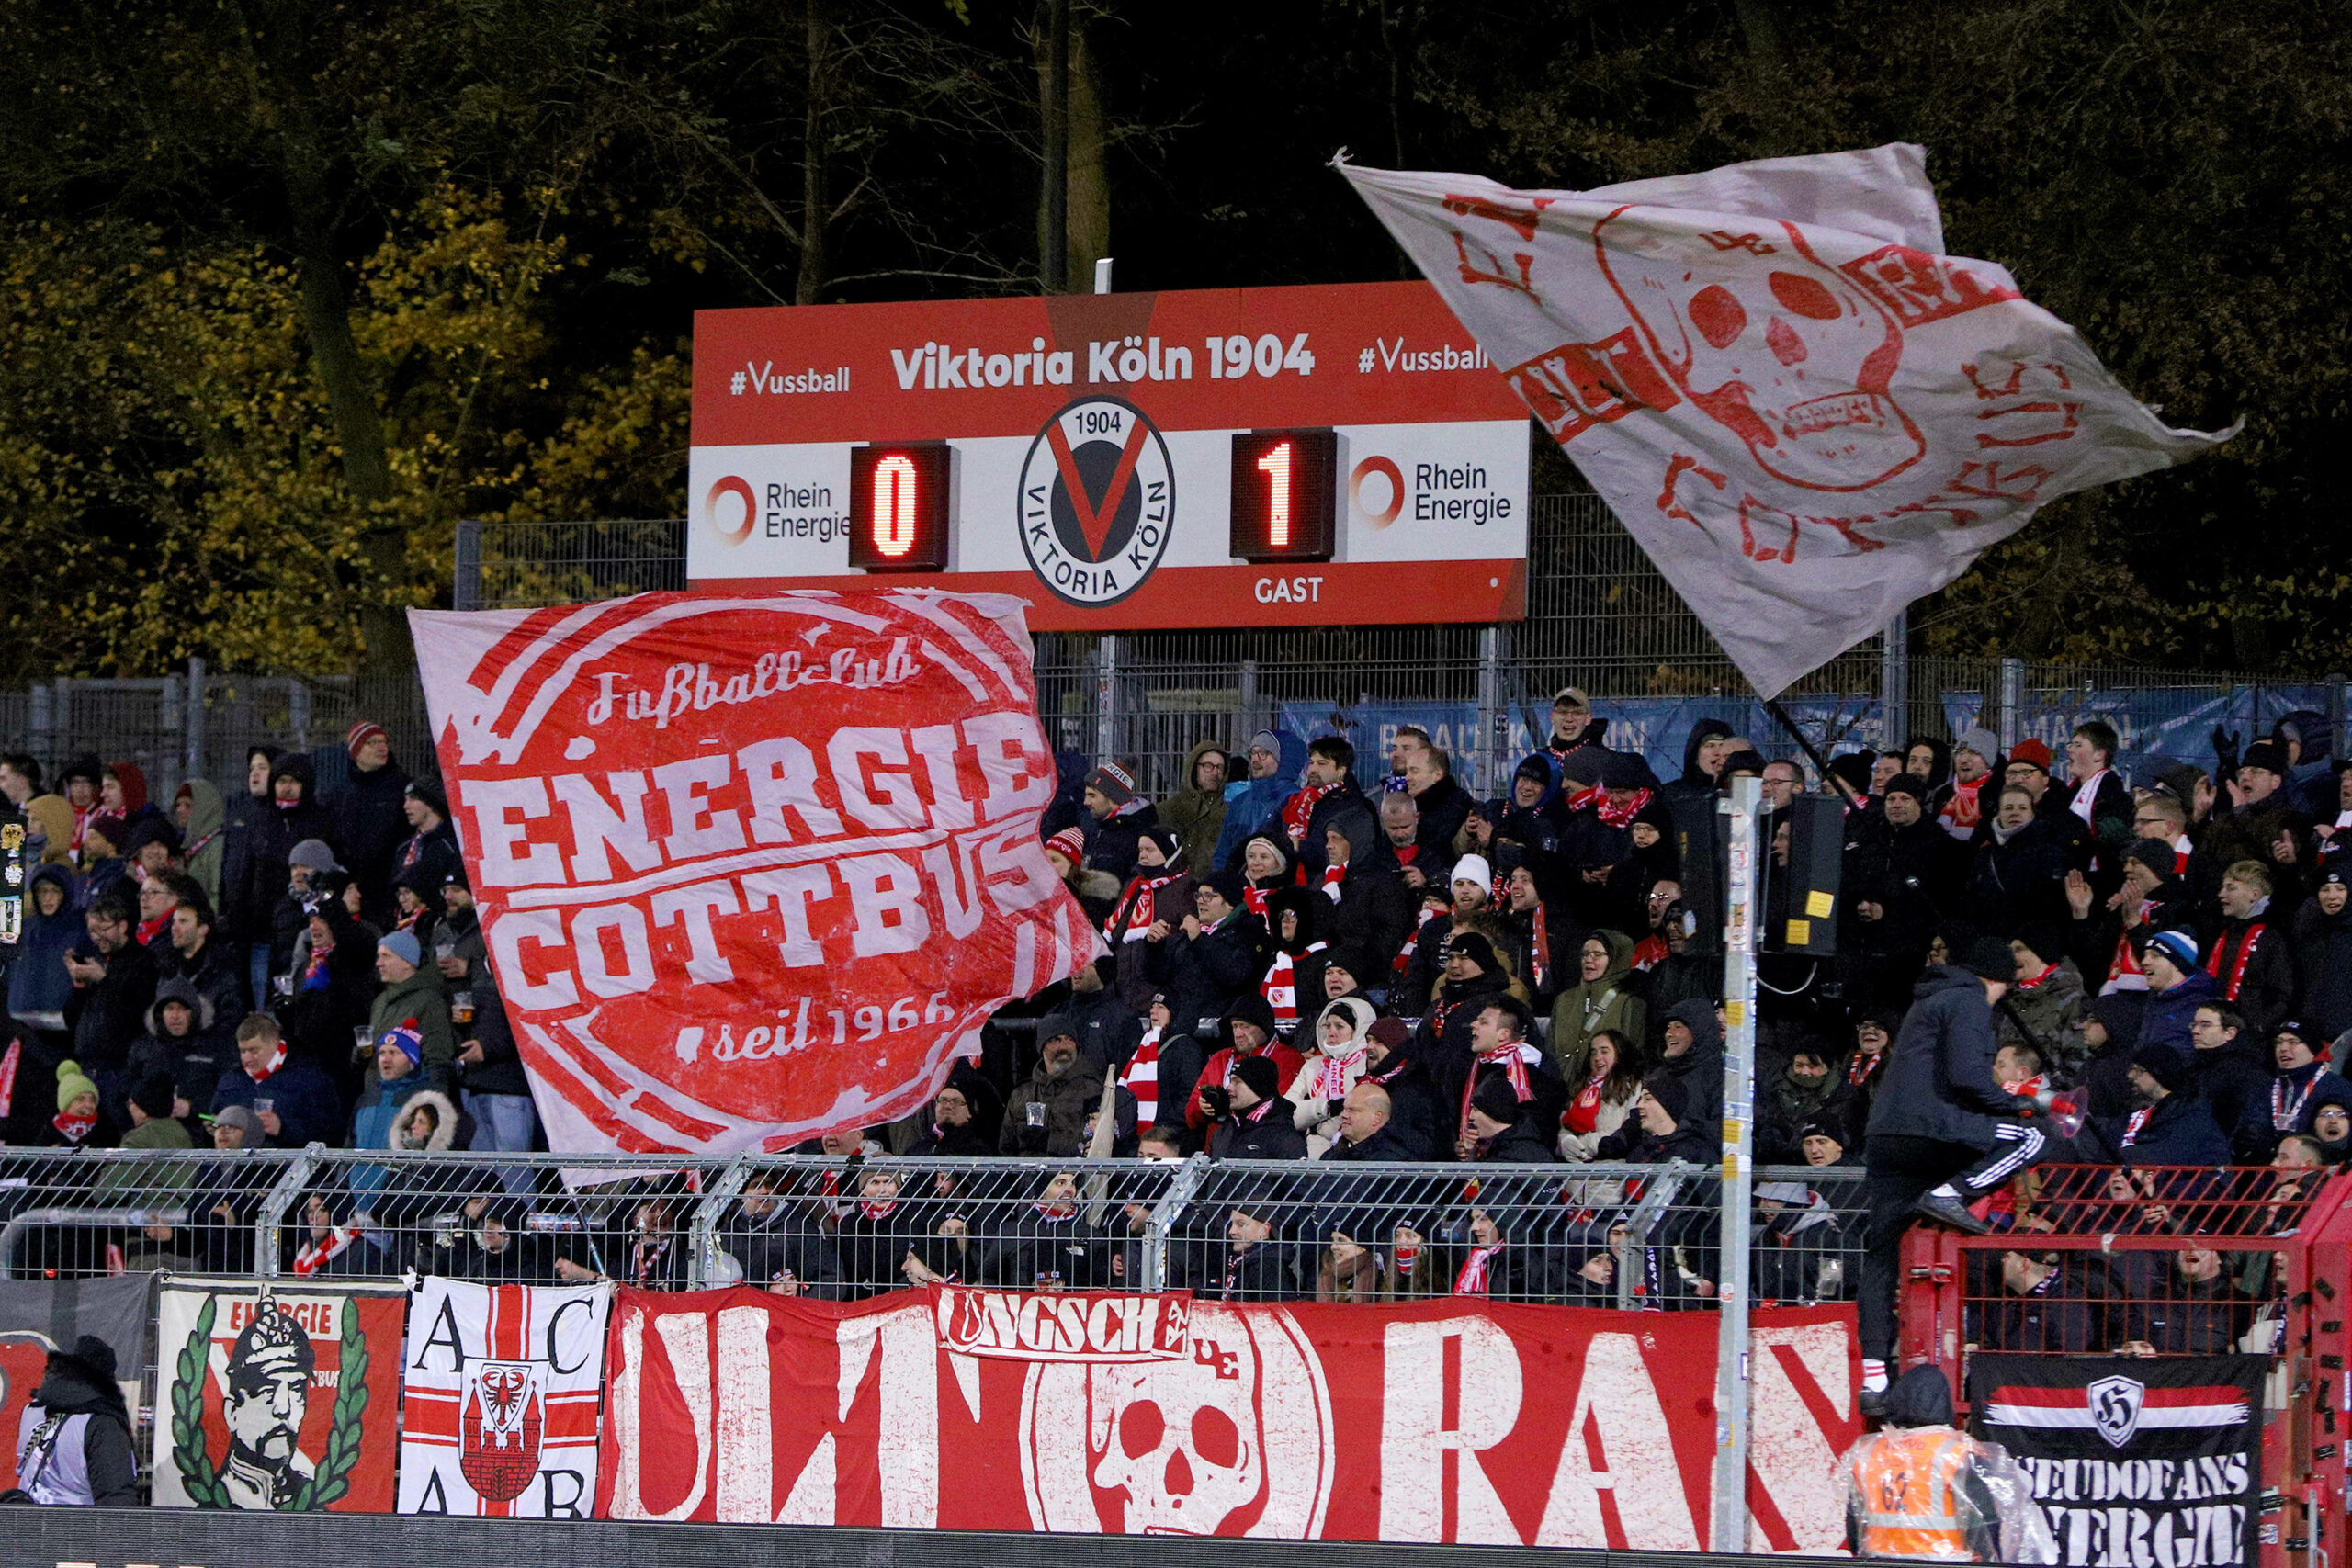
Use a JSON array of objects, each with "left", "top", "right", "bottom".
[
  {"left": 595, "top": 1284, "right": 1860, "bottom": 1550},
  {"left": 397, "top": 1278, "right": 613, "bottom": 1517},
  {"left": 1971, "top": 1353, "right": 2266, "bottom": 1567},
  {"left": 151, "top": 1280, "right": 408, "bottom": 1512},
  {"left": 412, "top": 590, "right": 1100, "bottom": 1156},
  {"left": 1340, "top": 146, "right": 2233, "bottom": 697}
]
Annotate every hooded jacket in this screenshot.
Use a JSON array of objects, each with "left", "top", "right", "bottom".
[
  {"left": 236, "top": 755, "right": 332, "bottom": 937},
  {"left": 216, "top": 748, "right": 279, "bottom": 941},
  {"left": 24, "top": 794, "right": 75, "bottom": 867},
  {"left": 177, "top": 778, "right": 228, "bottom": 912},
  {"left": 1318, "top": 802, "right": 1417, "bottom": 968},
  {"left": 1214, "top": 730, "right": 1308, "bottom": 871},
  {"left": 7, "top": 863, "right": 79, "bottom": 1032},
  {"left": 2139, "top": 967, "right": 2221, "bottom": 1061},
  {"left": 1547, "top": 929, "right": 1646, "bottom": 1077},
  {"left": 1001, "top": 1051, "right": 1112, "bottom": 1158},
  {"left": 1658, "top": 720, "right": 1735, "bottom": 815},
  {"left": 2115, "top": 1088, "right": 2233, "bottom": 1168},
  {"left": 126, "top": 976, "right": 232, "bottom": 1116},
  {"left": 1651, "top": 997, "right": 1727, "bottom": 1142},
  {"left": 1159, "top": 740, "right": 1232, "bottom": 876},
  {"left": 326, "top": 749, "right": 413, "bottom": 923},
  {"left": 1995, "top": 958, "right": 2091, "bottom": 1083},
  {"left": 2293, "top": 892, "right": 2352, "bottom": 1043},
  {"left": 15, "top": 1348, "right": 138, "bottom": 1506},
  {"left": 1865, "top": 966, "right": 2015, "bottom": 1147}
]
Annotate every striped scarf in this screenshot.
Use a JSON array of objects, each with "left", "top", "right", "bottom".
[
  {"left": 1320, "top": 863, "right": 1345, "bottom": 902},
  {"left": 1595, "top": 787, "right": 1654, "bottom": 828},
  {"left": 1280, "top": 782, "right": 1341, "bottom": 845},
  {"left": 1453, "top": 1243, "right": 1506, "bottom": 1297},
  {"left": 1261, "top": 943, "right": 1327, "bottom": 1032},
  {"left": 294, "top": 1225, "right": 359, "bottom": 1276},
  {"left": 1122, "top": 1028, "right": 1163, "bottom": 1123},
  {"left": 2205, "top": 920, "right": 2268, "bottom": 1003},
  {"left": 1108, "top": 873, "right": 1182, "bottom": 943},
  {"left": 1315, "top": 1043, "right": 1368, "bottom": 1102}
]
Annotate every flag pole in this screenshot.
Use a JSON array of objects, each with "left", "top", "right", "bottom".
[{"left": 1712, "top": 772, "right": 1762, "bottom": 1551}]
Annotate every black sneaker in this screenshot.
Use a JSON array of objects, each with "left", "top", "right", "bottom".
[
  {"left": 1914, "top": 1190, "right": 1991, "bottom": 1235},
  {"left": 1859, "top": 1385, "right": 1888, "bottom": 1419}
]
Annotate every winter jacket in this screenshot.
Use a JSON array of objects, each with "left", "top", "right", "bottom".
[
  {"left": 2188, "top": 1040, "right": 2282, "bottom": 1162},
  {"left": 1547, "top": 929, "right": 1646, "bottom": 1078},
  {"left": 211, "top": 1055, "right": 344, "bottom": 1148},
  {"left": 125, "top": 978, "right": 234, "bottom": 1116},
  {"left": 2114, "top": 1090, "right": 2233, "bottom": 1168},
  {"left": 441, "top": 904, "right": 529, "bottom": 1099},
  {"left": 1995, "top": 960, "right": 2091, "bottom": 1083},
  {"left": 278, "top": 904, "right": 381, "bottom": 1081},
  {"left": 1649, "top": 998, "right": 1727, "bottom": 1145},
  {"left": 1318, "top": 807, "right": 1419, "bottom": 975},
  {"left": 1082, "top": 799, "right": 1162, "bottom": 886},
  {"left": 63, "top": 938, "right": 157, "bottom": 1077},
  {"left": 13, "top": 1360, "right": 138, "bottom": 1506},
  {"left": 1247, "top": 778, "right": 1371, "bottom": 880},
  {"left": 178, "top": 779, "right": 227, "bottom": 913},
  {"left": 369, "top": 962, "right": 457, "bottom": 1081},
  {"left": 1103, "top": 867, "right": 1195, "bottom": 1014},
  {"left": 1147, "top": 909, "right": 1267, "bottom": 1041},
  {"left": 1865, "top": 966, "right": 2017, "bottom": 1148},
  {"left": 1001, "top": 1055, "right": 1111, "bottom": 1158},
  {"left": 1213, "top": 731, "right": 1308, "bottom": 872},
  {"left": 326, "top": 754, "right": 413, "bottom": 923},
  {"left": 1159, "top": 740, "right": 1232, "bottom": 877},
  {"left": 235, "top": 756, "right": 333, "bottom": 939},
  {"left": 1966, "top": 814, "right": 2075, "bottom": 936},
  {"left": 2201, "top": 910, "right": 2297, "bottom": 1038},
  {"left": 1415, "top": 965, "right": 1515, "bottom": 1122},
  {"left": 2292, "top": 896, "right": 2352, "bottom": 1043},
  {"left": 2139, "top": 971, "right": 2222, "bottom": 1063},
  {"left": 1208, "top": 1097, "right": 1311, "bottom": 1159},
  {"left": 216, "top": 766, "right": 276, "bottom": 942},
  {"left": 7, "top": 863, "right": 79, "bottom": 1032},
  {"left": 1409, "top": 774, "right": 1476, "bottom": 867},
  {"left": 155, "top": 935, "right": 251, "bottom": 1039}
]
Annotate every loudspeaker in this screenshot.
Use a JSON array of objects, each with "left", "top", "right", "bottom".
[
  {"left": 1767, "top": 795, "right": 1844, "bottom": 956},
  {"left": 1668, "top": 792, "right": 1726, "bottom": 957}
]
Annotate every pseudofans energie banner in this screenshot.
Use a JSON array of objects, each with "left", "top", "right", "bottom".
[
  {"left": 411, "top": 590, "right": 1098, "bottom": 1156},
  {"left": 1340, "top": 146, "right": 2233, "bottom": 696},
  {"left": 1971, "top": 1353, "right": 2266, "bottom": 1568},
  {"left": 594, "top": 1284, "right": 1860, "bottom": 1549}
]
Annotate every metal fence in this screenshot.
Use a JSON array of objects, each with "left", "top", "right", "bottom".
[{"left": 0, "top": 1146, "right": 1866, "bottom": 1312}]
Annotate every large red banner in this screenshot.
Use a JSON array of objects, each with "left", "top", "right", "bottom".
[
  {"left": 594, "top": 1284, "right": 1860, "bottom": 1550},
  {"left": 411, "top": 589, "right": 1099, "bottom": 1156}
]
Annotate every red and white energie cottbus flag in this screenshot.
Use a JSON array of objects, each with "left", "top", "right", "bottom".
[
  {"left": 410, "top": 589, "right": 1101, "bottom": 1156},
  {"left": 1340, "top": 144, "right": 2233, "bottom": 696}
]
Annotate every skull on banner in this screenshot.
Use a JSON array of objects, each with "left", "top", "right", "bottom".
[
  {"left": 1020, "top": 1303, "right": 1334, "bottom": 1537},
  {"left": 1598, "top": 214, "right": 1925, "bottom": 493}
]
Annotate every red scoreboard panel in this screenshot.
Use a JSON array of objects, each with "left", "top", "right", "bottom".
[{"left": 688, "top": 282, "right": 1532, "bottom": 629}]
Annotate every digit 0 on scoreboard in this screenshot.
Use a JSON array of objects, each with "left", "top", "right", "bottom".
[
  {"left": 1228, "top": 428, "right": 1337, "bottom": 563},
  {"left": 847, "top": 442, "right": 953, "bottom": 570}
]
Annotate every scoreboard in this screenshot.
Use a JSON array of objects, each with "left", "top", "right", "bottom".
[{"left": 688, "top": 283, "right": 1532, "bottom": 628}]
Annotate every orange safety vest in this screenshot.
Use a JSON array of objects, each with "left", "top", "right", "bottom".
[{"left": 1851, "top": 1428, "right": 1974, "bottom": 1560}]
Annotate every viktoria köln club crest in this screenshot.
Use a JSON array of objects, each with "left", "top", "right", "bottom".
[{"left": 1018, "top": 397, "right": 1174, "bottom": 606}]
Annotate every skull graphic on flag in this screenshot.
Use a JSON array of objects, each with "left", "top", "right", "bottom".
[{"left": 1340, "top": 145, "right": 2234, "bottom": 697}]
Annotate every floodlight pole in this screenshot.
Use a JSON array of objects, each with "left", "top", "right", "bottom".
[{"left": 1712, "top": 773, "right": 1761, "bottom": 1551}]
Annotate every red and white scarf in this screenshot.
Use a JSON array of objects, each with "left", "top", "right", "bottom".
[
  {"left": 1313, "top": 1041, "right": 1368, "bottom": 1101},
  {"left": 1629, "top": 931, "right": 1665, "bottom": 974},
  {"left": 294, "top": 1225, "right": 360, "bottom": 1276},
  {"left": 1453, "top": 1243, "right": 1506, "bottom": 1297},
  {"left": 1525, "top": 906, "right": 1555, "bottom": 990},
  {"left": 1595, "top": 787, "right": 1653, "bottom": 829},
  {"left": 855, "top": 1197, "right": 899, "bottom": 1221},
  {"left": 245, "top": 1043, "right": 288, "bottom": 1083},
  {"left": 1035, "top": 1199, "right": 1078, "bottom": 1223},
  {"left": 1261, "top": 942, "right": 1327, "bottom": 1032},
  {"left": 51, "top": 1110, "right": 96, "bottom": 1144},
  {"left": 1122, "top": 1028, "right": 1163, "bottom": 1123},
  {"left": 2005, "top": 1073, "right": 2048, "bottom": 1099},
  {"left": 1319, "top": 863, "right": 1345, "bottom": 903},
  {"left": 2205, "top": 920, "right": 2268, "bottom": 1003},
  {"left": 0, "top": 1038, "right": 17, "bottom": 1118},
  {"left": 1847, "top": 1049, "right": 1884, "bottom": 1089},
  {"left": 1564, "top": 1071, "right": 1609, "bottom": 1135},
  {"left": 1280, "top": 781, "right": 1342, "bottom": 845},
  {"left": 2104, "top": 908, "right": 2153, "bottom": 991},
  {"left": 2120, "top": 1107, "right": 2153, "bottom": 1146},
  {"left": 1108, "top": 871, "right": 1182, "bottom": 942},
  {"left": 2068, "top": 768, "right": 2111, "bottom": 827},
  {"left": 1460, "top": 1043, "right": 1540, "bottom": 1132},
  {"left": 1941, "top": 774, "right": 1987, "bottom": 838}
]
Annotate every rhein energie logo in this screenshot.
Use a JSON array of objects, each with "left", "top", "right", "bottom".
[{"left": 1017, "top": 397, "right": 1173, "bottom": 606}]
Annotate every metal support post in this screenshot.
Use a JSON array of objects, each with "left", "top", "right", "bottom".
[
  {"left": 160, "top": 674, "right": 184, "bottom": 804},
  {"left": 51, "top": 678, "right": 70, "bottom": 773},
  {"left": 1142, "top": 1156, "right": 1208, "bottom": 1292},
  {"left": 1712, "top": 773, "right": 1762, "bottom": 1551},
  {"left": 27, "top": 682, "right": 49, "bottom": 773},
  {"left": 288, "top": 679, "right": 311, "bottom": 752},
  {"left": 1996, "top": 657, "right": 2024, "bottom": 754},
  {"left": 1236, "top": 658, "right": 1260, "bottom": 748},
  {"left": 256, "top": 1146, "right": 323, "bottom": 1280},
  {"left": 186, "top": 656, "right": 207, "bottom": 784},
  {"left": 1477, "top": 626, "right": 1505, "bottom": 797},
  {"left": 453, "top": 520, "right": 482, "bottom": 612},
  {"left": 1094, "top": 635, "right": 1119, "bottom": 763},
  {"left": 687, "top": 1154, "right": 757, "bottom": 1289},
  {"left": 1878, "top": 613, "right": 1909, "bottom": 752}
]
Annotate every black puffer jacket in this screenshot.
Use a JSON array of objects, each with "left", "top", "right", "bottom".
[{"left": 235, "top": 755, "right": 333, "bottom": 938}]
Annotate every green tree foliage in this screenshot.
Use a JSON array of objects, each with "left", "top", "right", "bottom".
[{"left": 0, "top": 0, "right": 2340, "bottom": 676}]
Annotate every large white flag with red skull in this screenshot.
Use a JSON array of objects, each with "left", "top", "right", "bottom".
[
  {"left": 410, "top": 588, "right": 1101, "bottom": 1156},
  {"left": 1341, "top": 144, "right": 2233, "bottom": 696}
]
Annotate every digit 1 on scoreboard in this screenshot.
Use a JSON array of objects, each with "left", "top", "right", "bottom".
[{"left": 1228, "top": 428, "right": 1337, "bottom": 563}]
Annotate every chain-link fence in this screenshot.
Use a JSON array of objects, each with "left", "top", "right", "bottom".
[{"left": 0, "top": 1146, "right": 1867, "bottom": 1312}]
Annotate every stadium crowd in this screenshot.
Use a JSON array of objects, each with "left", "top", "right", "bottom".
[{"left": 0, "top": 691, "right": 2347, "bottom": 1331}]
